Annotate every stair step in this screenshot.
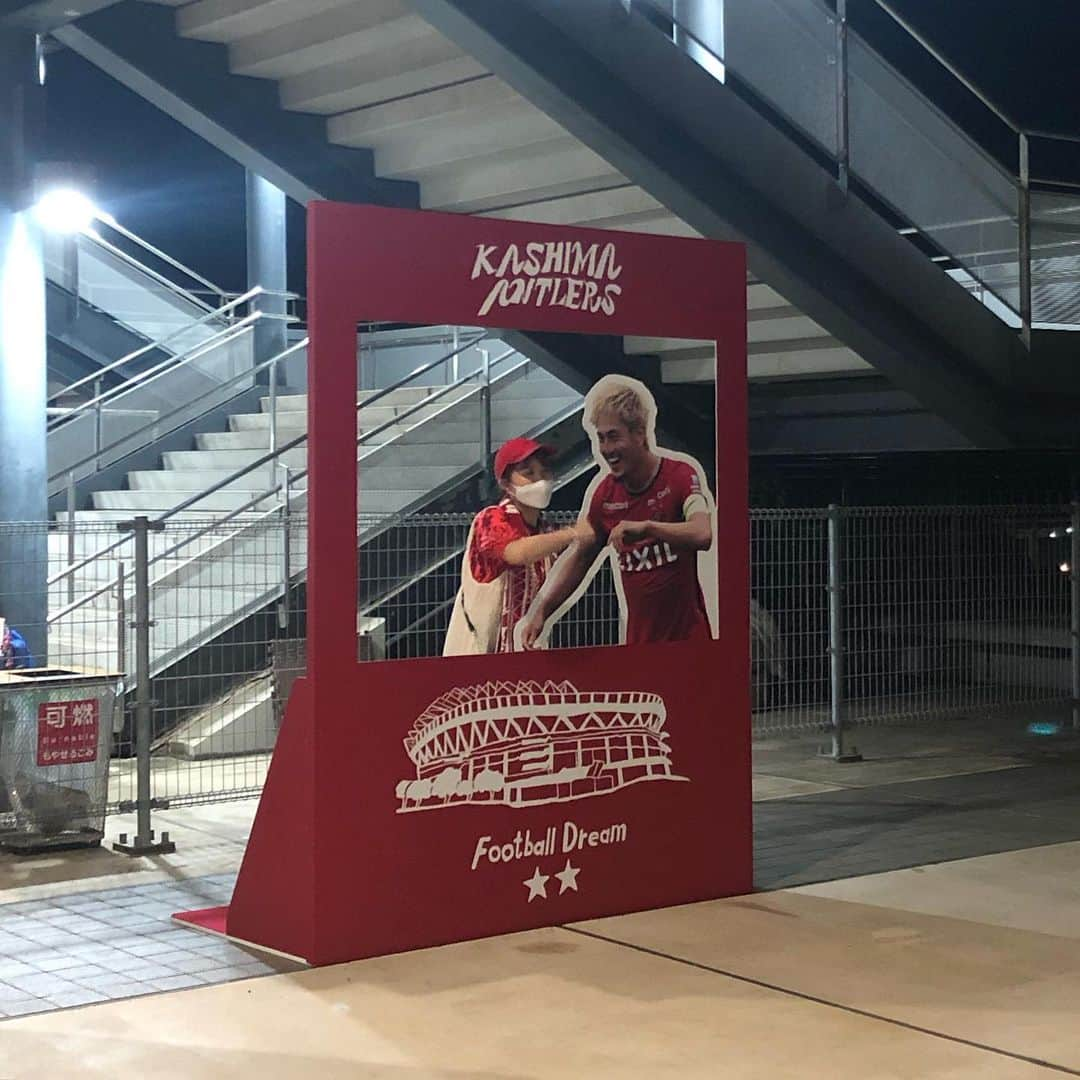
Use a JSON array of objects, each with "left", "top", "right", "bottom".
[
  {"left": 129, "top": 462, "right": 465, "bottom": 493},
  {"left": 126, "top": 469, "right": 286, "bottom": 493},
  {"left": 165, "top": 440, "right": 480, "bottom": 472},
  {"left": 493, "top": 373, "right": 572, "bottom": 399},
  {"left": 163, "top": 448, "right": 310, "bottom": 471},
  {"left": 491, "top": 395, "right": 581, "bottom": 422},
  {"left": 230, "top": 401, "right": 473, "bottom": 431},
  {"left": 91, "top": 490, "right": 283, "bottom": 513},
  {"left": 262, "top": 385, "right": 469, "bottom": 413},
  {"left": 196, "top": 427, "right": 401, "bottom": 450},
  {"left": 360, "top": 464, "right": 465, "bottom": 492}
]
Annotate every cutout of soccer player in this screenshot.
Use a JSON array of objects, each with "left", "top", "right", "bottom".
[{"left": 517, "top": 374, "right": 717, "bottom": 650}]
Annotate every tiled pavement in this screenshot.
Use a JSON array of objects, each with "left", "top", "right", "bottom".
[{"left": 0, "top": 874, "right": 298, "bottom": 1018}]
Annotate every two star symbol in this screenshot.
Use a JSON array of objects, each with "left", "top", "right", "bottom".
[{"left": 523, "top": 859, "right": 580, "bottom": 902}]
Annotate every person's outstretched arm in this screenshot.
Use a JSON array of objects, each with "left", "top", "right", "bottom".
[
  {"left": 502, "top": 520, "right": 592, "bottom": 566},
  {"left": 518, "top": 524, "right": 602, "bottom": 648},
  {"left": 610, "top": 512, "right": 711, "bottom": 553}
]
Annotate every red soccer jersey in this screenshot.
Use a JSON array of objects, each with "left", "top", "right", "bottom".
[
  {"left": 470, "top": 500, "right": 553, "bottom": 653},
  {"left": 587, "top": 457, "right": 710, "bottom": 645}
]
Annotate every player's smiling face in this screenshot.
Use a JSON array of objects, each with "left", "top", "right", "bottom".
[{"left": 594, "top": 410, "right": 647, "bottom": 478}]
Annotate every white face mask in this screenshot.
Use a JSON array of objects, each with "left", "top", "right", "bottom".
[{"left": 511, "top": 478, "right": 553, "bottom": 509}]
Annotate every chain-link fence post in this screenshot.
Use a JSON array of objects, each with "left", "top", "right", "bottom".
[
  {"left": 113, "top": 516, "right": 175, "bottom": 856},
  {"left": 116, "top": 559, "right": 126, "bottom": 684},
  {"left": 824, "top": 504, "right": 861, "bottom": 762},
  {"left": 1072, "top": 501, "right": 1080, "bottom": 731}
]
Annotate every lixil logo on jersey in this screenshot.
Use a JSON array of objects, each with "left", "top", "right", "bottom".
[
  {"left": 470, "top": 239, "right": 623, "bottom": 318},
  {"left": 619, "top": 542, "right": 679, "bottom": 574}
]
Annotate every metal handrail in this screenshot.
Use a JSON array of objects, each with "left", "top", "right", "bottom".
[
  {"left": 358, "top": 326, "right": 483, "bottom": 351},
  {"left": 633, "top": 0, "right": 1080, "bottom": 338},
  {"left": 47, "top": 336, "right": 309, "bottom": 496},
  {"left": 66, "top": 314, "right": 260, "bottom": 418},
  {"left": 48, "top": 287, "right": 265, "bottom": 408},
  {"left": 866, "top": 1, "right": 1080, "bottom": 160},
  {"left": 48, "top": 347, "right": 525, "bottom": 622},
  {"left": 94, "top": 216, "right": 231, "bottom": 307},
  {"left": 77, "top": 228, "right": 218, "bottom": 316},
  {"left": 136, "top": 347, "right": 527, "bottom": 597},
  {"left": 638, "top": 0, "right": 1077, "bottom": 183},
  {"left": 47, "top": 318, "right": 261, "bottom": 492},
  {"left": 144, "top": 335, "right": 502, "bottom": 523},
  {"left": 47, "top": 333, "right": 509, "bottom": 612}
]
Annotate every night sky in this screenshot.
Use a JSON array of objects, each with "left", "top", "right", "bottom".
[{"left": 40, "top": 0, "right": 1080, "bottom": 295}]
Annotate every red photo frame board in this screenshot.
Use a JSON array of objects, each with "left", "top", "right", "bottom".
[{"left": 176, "top": 203, "right": 750, "bottom": 966}]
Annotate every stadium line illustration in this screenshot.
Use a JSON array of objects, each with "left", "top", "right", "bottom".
[{"left": 395, "top": 680, "right": 686, "bottom": 813}]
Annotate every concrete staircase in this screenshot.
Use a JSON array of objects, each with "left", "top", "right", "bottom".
[{"left": 46, "top": 344, "right": 582, "bottom": 704}]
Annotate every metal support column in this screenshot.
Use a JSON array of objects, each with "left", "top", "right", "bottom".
[
  {"left": 1072, "top": 502, "right": 1080, "bottom": 732},
  {"left": 1018, "top": 133, "right": 1032, "bottom": 351},
  {"left": 835, "top": 0, "right": 849, "bottom": 192},
  {"left": 823, "top": 504, "right": 861, "bottom": 762},
  {"left": 0, "top": 29, "right": 48, "bottom": 664},
  {"left": 245, "top": 170, "right": 288, "bottom": 379},
  {"left": 114, "top": 516, "right": 175, "bottom": 856}
]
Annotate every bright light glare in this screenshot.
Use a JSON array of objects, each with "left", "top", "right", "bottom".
[
  {"left": 31, "top": 188, "right": 98, "bottom": 234},
  {"left": 1049, "top": 530, "right": 1059, "bottom": 539},
  {"left": 1060, "top": 562, "right": 1071, "bottom": 574}
]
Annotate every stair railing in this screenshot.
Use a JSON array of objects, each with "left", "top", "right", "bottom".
[
  {"left": 627, "top": 0, "right": 1080, "bottom": 340},
  {"left": 46, "top": 334, "right": 519, "bottom": 631}
]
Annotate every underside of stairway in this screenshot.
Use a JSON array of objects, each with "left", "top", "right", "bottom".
[{"left": 47, "top": 0, "right": 1051, "bottom": 455}]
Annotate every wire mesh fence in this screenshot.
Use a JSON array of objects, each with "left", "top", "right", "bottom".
[
  {"left": 752, "top": 505, "right": 1077, "bottom": 735},
  {"left": 0, "top": 503, "right": 1075, "bottom": 829}
]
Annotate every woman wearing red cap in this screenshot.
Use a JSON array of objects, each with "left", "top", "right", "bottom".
[{"left": 443, "top": 436, "right": 587, "bottom": 655}]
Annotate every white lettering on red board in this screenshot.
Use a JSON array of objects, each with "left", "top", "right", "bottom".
[{"left": 471, "top": 241, "right": 624, "bottom": 318}]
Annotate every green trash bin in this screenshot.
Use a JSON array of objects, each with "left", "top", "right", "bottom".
[{"left": 0, "top": 667, "right": 123, "bottom": 854}]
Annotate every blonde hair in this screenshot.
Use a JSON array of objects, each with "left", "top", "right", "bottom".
[{"left": 585, "top": 376, "right": 654, "bottom": 437}]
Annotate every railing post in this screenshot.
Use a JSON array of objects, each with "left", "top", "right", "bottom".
[
  {"left": 268, "top": 351, "right": 278, "bottom": 488},
  {"left": 1071, "top": 501, "right": 1080, "bottom": 731},
  {"left": 480, "top": 347, "right": 493, "bottom": 501},
  {"left": 93, "top": 377, "right": 103, "bottom": 470},
  {"left": 451, "top": 325, "right": 460, "bottom": 383},
  {"left": 824, "top": 504, "right": 861, "bottom": 762},
  {"left": 278, "top": 465, "right": 291, "bottom": 631},
  {"left": 1018, "top": 132, "right": 1032, "bottom": 351},
  {"left": 835, "top": 0, "right": 850, "bottom": 192},
  {"left": 66, "top": 472, "right": 77, "bottom": 605},
  {"left": 113, "top": 516, "right": 175, "bottom": 856},
  {"left": 116, "top": 559, "right": 126, "bottom": 685}
]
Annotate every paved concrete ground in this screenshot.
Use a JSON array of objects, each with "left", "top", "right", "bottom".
[
  {"left": 754, "top": 710, "right": 1080, "bottom": 889},
  {"left": 6, "top": 842, "right": 1080, "bottom": 1077},
  {"left": 1, "top": 712, "right": 1078, "bottom": 1021}
]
